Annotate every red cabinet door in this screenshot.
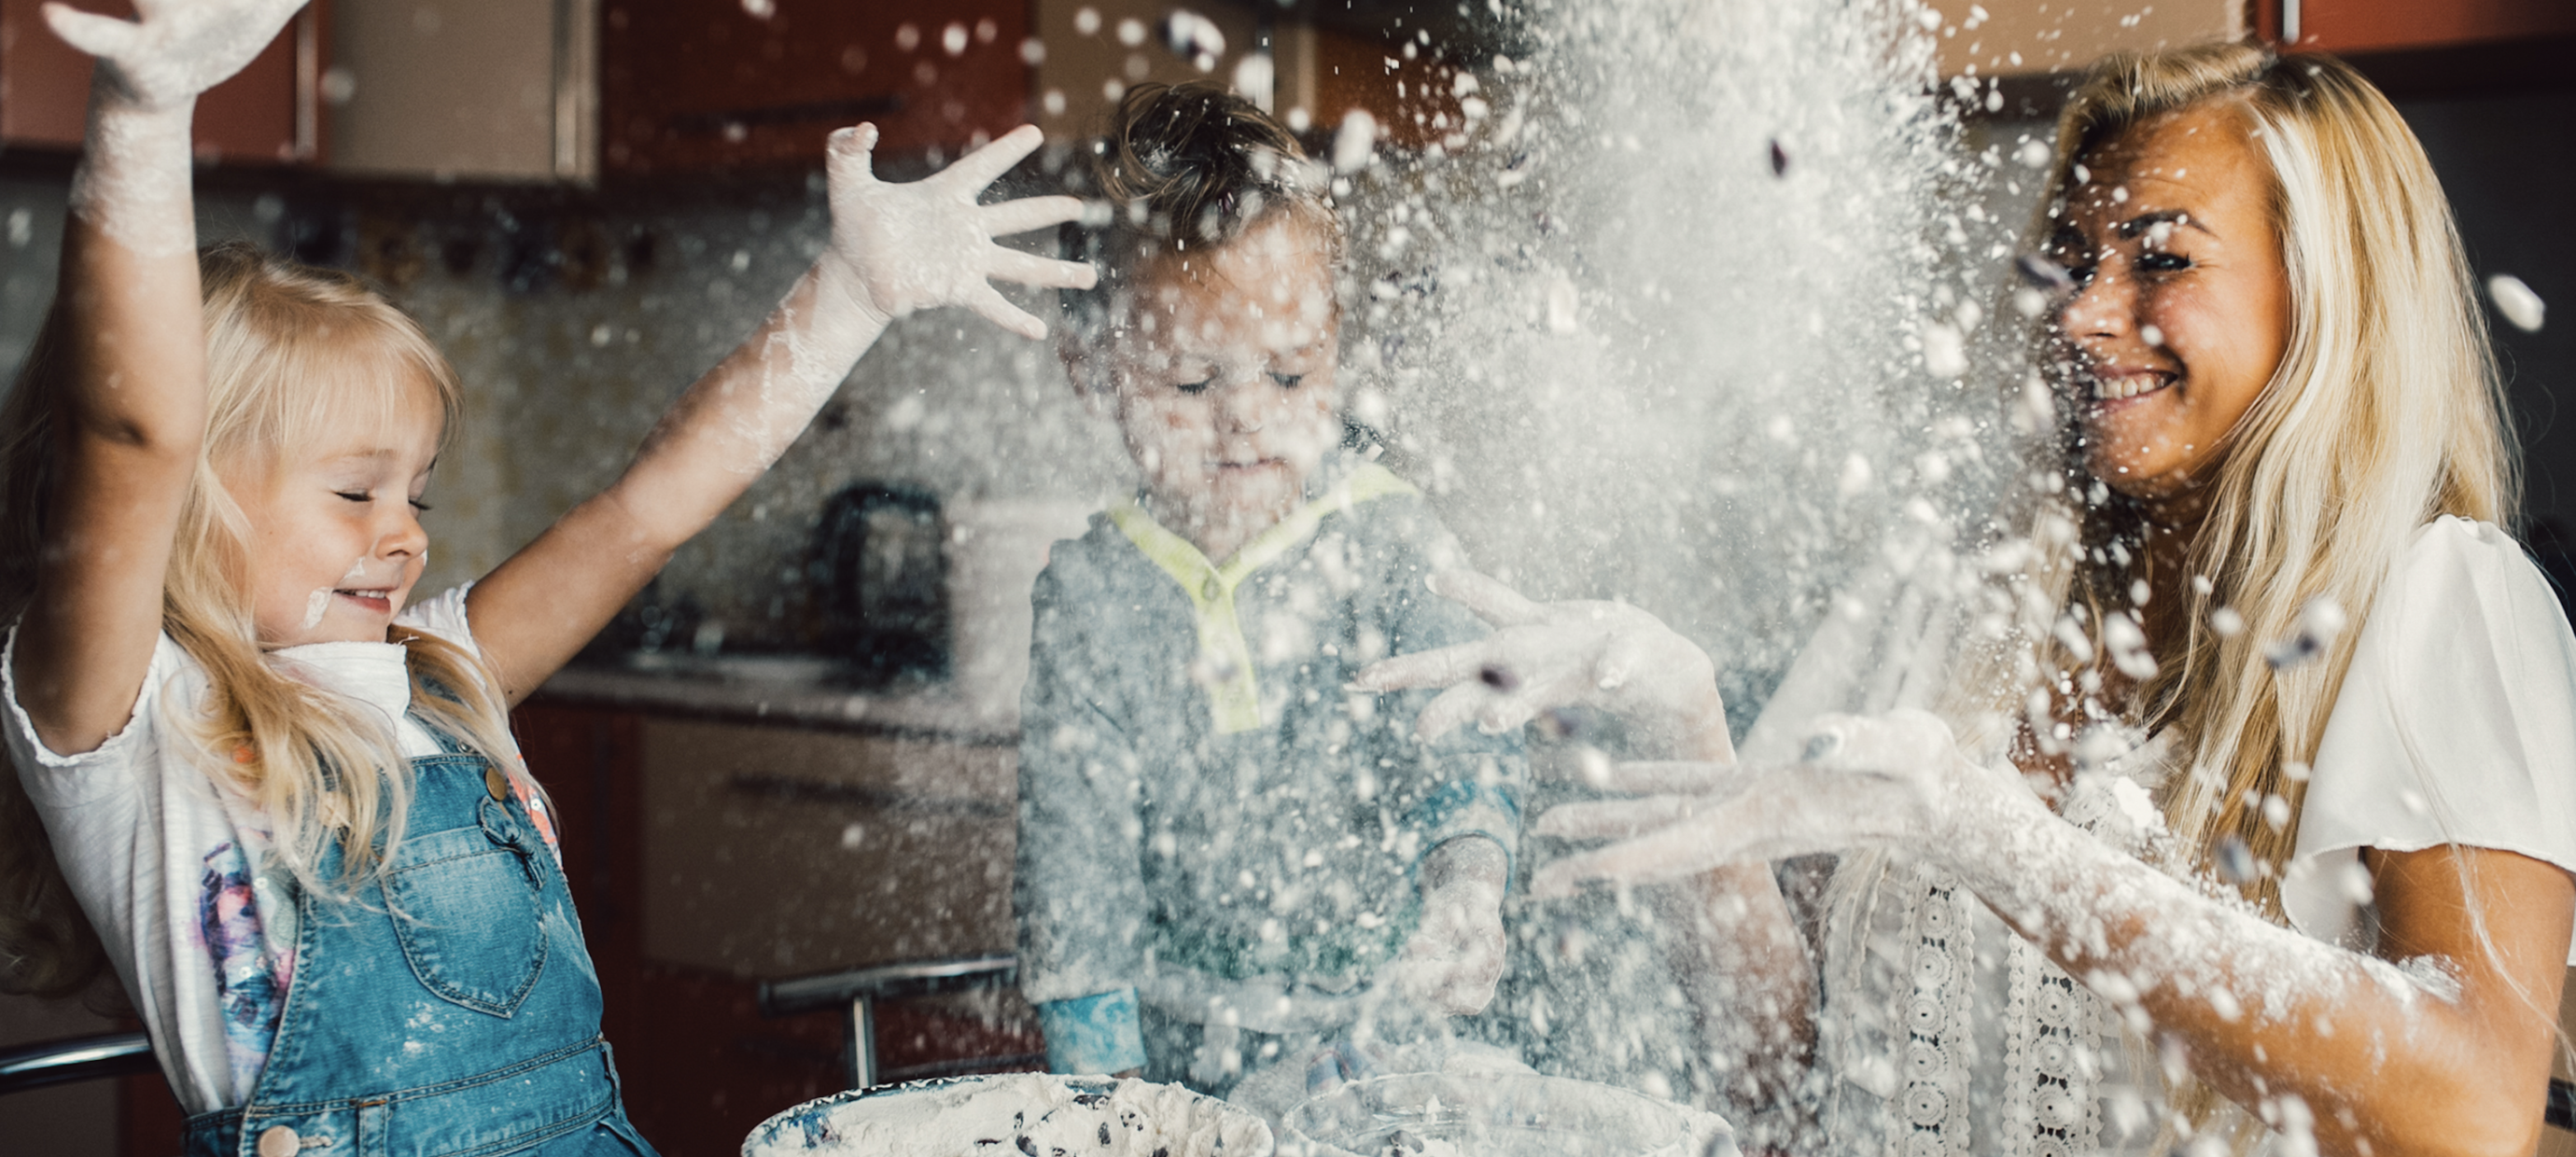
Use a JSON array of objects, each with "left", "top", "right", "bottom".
[
  {"left": 0, "top": 0, "right": 318, "bottom": 162},
  {"left": 2292, "top": 0, "right": 2576, "bottom": 54},
  {"left": 602, "top": 0, "right": 1029, "bottom": 174}
]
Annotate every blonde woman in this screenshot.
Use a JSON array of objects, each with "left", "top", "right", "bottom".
[{"left": 1356, "top": 42, "right": 2574, "bottom": 1156}]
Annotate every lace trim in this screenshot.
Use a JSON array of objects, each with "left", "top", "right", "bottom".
[
  {"left": 1999, "top": 937, "right": 2106, "bottom": 1157},
  {"left": 1890, "top": 865, "right": 1978, "bottom": 1157}
]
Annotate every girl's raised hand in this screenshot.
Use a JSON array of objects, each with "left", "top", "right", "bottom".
[
  {"left": 43, "top": 0, "right": 308, "bottom": 112},
  {"left": 1349, "top": 570, "right": 1733, "bottom": 760},
  {"left": 819, "top": 123, "right": 1097, "bottom": 341},
  {"left": 1527, "top": 708, "right": 2028, "bottom": 897}
]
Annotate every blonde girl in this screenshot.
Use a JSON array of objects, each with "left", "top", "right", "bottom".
[
  {"left": 1357, "top": 41, "right": 2575, "bottom": 1157},
  {"left": 0, "top": 1, "right": 1091, "bottom": 1152}
]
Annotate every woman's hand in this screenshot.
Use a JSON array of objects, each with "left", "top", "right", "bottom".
[
  {"left": 817, "top": 123, "right": 1097, "bottom": 341},
  {"left": 1350, "top": 571, "right": 1734, "bottom": 760},
  {"left": 44, "top": 0, "right": 307, "bottom": 112},
  {"left": 1388, "top": 837, "right": 1507, "bottom": 1015},
  {"left": 1529, "top": 709, "right": 2033, "bottom": 897}
]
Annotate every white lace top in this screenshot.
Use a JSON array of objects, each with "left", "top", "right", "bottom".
[
  {"left": 1807, "top": 517, "right": 2576, "bottom": 1156},
  {"left": 1815, "top": 746, "right": 2172, "bottom": 1157}
]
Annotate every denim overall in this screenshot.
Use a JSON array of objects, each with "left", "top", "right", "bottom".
[{"left": 183, "top": 725, "right": 655, "bottom": 1157}]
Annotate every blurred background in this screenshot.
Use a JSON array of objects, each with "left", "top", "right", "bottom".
[{"left": 0, "top": 0, "right": 2568, "bottom": 1152}]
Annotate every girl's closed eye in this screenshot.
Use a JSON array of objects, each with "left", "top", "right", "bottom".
[
  {"left": 1270, "top": 371, "right": 1305, "bottom": 389},
  {"left": 1172, "top": 376, "right": 1215, "bottom": 396}
]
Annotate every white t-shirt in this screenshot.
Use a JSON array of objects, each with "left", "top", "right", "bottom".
[
  {"left": 1, "top": 586, "right": 542, "bottom": 1114},
  {"left": 2282, "top": 516, "right": 2576, "bottom": 962}
]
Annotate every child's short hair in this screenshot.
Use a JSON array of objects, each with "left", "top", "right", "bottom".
[{"left": 1058, "top": 80, "right": 1339, "bottom": 345}]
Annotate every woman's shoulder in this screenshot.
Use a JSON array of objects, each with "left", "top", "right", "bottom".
[
  {"left": 2346, "top": 514, "right": 2573, "bottom": 711},
  {"left": 2290, "top": 516, "right": 2576, "bottom": 955},
  {"left": 2398, "top": 514, "right": 2553, "bottom": 593}
]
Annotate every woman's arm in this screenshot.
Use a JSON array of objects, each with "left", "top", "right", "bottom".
[
  {"left": 12, "top": 0, "right": 308, "bottom": 756},
  {"left": 1965, "top": 795, "right": 2566, "bottom": 1157},
  {"left": 1542, "top": 711, "right": 2571, "bottom": 1157},
  {"left": 463, "top": 124, "right": 1093, "bottom": 703}
]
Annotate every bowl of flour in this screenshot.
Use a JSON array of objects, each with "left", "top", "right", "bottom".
[
  {"left": 1278, "top": 1073, "right": 1735, "bottom": 1157},
  {"left": 741, "top": 1073, "right": 1275, "bottom": 1157}
]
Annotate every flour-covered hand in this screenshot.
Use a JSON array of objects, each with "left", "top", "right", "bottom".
[
  {"left": 1388, "top": 838, "right": 1507, "bottom": 1015},
  {"left": 1529, "top": 708, "right": 2035, "bottom": 896},
  {"left": 44, "top": 0, "right": 307, "bottom": 112},
  {"left": 1350, "top": 570, "right": 1732, "bottom": 759},
  {"left": 818, "top": 123, "right": 1097, "bottom": 341}
]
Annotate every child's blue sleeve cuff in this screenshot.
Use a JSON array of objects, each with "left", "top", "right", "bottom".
[
  {"left": 1036, "top": 987, "right": 1147, "bottom": 1075},
  {"left": 1407, "top": 779, "right": 1522, "bottom": 887}
]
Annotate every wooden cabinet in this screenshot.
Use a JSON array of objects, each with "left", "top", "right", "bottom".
[
  {"left": 1935, "top": 0, "right": 2243, "bottom": 77},
  {"left": 326, "top": 0, "right": 594, "bottom": 182},
  {"left": 2279, "top": 0, "right": 2576, "bottom": 55},
  {"left": 0, "top": 0, "right": 320, "bottom": 161},
  {"left": 601, "top": 0, "right": 1029, "bottom": 174},
  {"left": 1941, "top": 0, "right": 2576, "bottom": 79},
  {"left": 509, "top": 698, "right": 1037, "bottom": 1154}
]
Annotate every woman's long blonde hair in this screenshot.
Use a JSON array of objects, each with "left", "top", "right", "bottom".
[
  {"left": 0, "top": 242, "right": 527, "bottom": 1000},
  {"left": 2003, "top": 42, "right": 2513, "bottom": 913}
]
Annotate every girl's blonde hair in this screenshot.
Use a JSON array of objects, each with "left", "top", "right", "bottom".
[
  {"left": 0, "top": 242, "right": 527, "bottom": 999},
  {"left": 2013, "top": 42, "right": 2513, "bottom": 914}
]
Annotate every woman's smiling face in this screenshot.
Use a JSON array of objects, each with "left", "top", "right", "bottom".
[{"left": 2050, "top": 102, "right": 2293, "bottom": 503}]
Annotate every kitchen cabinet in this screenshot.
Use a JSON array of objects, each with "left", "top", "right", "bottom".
[
  {"left": 1934, "top": 0, "right": 2243, "bottom": 78},
  {"left": 601, "top": 0, "right": 1029, "bottom": 174},
  {"left": 2275, "top": 0, "right": 2576, "bottom": 55},
  {"left": 326, "top": 0, "right": 595, "bottom": 182},
  {"left": 1031, "top": 0, "right": 1486, "bottom": 159},
  {"left": 0, "top": 0, "right": 320, "bottom": 161},
  {"left": 503, "top": 696, "right": 1039, "bottom": 1154},
  {"left": 1940, "top": 0, "right": 2574, "bottom": 92}
]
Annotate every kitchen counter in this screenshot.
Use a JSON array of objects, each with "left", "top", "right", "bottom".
[{"left": 535, "top": 654, "right": 1019, "bottom": 746}]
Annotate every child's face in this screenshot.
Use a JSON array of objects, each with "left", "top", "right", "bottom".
[
  {"left": 1095, "top": 214, "right": 1341, "bottom": 547},
  {"left": 224, "top": 389, "right": 442, "bottom": 648}
]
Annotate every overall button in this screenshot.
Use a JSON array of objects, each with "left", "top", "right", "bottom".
[
  {"left": 1202, "top": 576, "right": 1224, "bottom": 602},
  {"left": 484, "top": 766, "right": 510, "bottom": 802},
  {"left": 256, "top": 1125, "right": 300, "bottom": 1157}
]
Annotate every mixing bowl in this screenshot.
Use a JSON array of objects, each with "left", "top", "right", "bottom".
[
  {"left": 742, "top": 1073, "right": 1274, "bottom": 1157},
  {"left": 1279, "top": 1073, "right": 1737, "bottom": 1157}
]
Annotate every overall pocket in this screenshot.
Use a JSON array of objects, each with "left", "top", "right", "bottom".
[{"left": 384, "top": 813, "right": 549, "bottom": 1016}]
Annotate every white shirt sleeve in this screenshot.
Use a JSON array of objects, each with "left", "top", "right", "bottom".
[
  {"left": 2282, "top": 516, "right": 2576, "bottom": 962},
  {"left": 395, "top": 583, "right": 479, "bottom": 656}
]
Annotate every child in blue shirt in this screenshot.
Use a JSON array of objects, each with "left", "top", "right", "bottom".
[{"left": 1014, "top": 82, "right": 1525, "bottom": 1099}]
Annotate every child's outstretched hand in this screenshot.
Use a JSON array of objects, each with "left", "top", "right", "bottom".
[
  {"left": 819, "top": 123, "right": 1097, "bottom": 341},
  {"left": 44, "top": 0, "right": 308, "bottom": 111}
]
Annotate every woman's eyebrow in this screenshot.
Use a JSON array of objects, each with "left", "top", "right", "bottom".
[{"left": 2113, "top": 208, "right": 2211, "bottom": 241}]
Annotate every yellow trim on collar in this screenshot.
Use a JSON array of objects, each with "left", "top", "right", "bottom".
[{"left": 1108, "top": 463, "right": 1417, "bottom": 733}]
